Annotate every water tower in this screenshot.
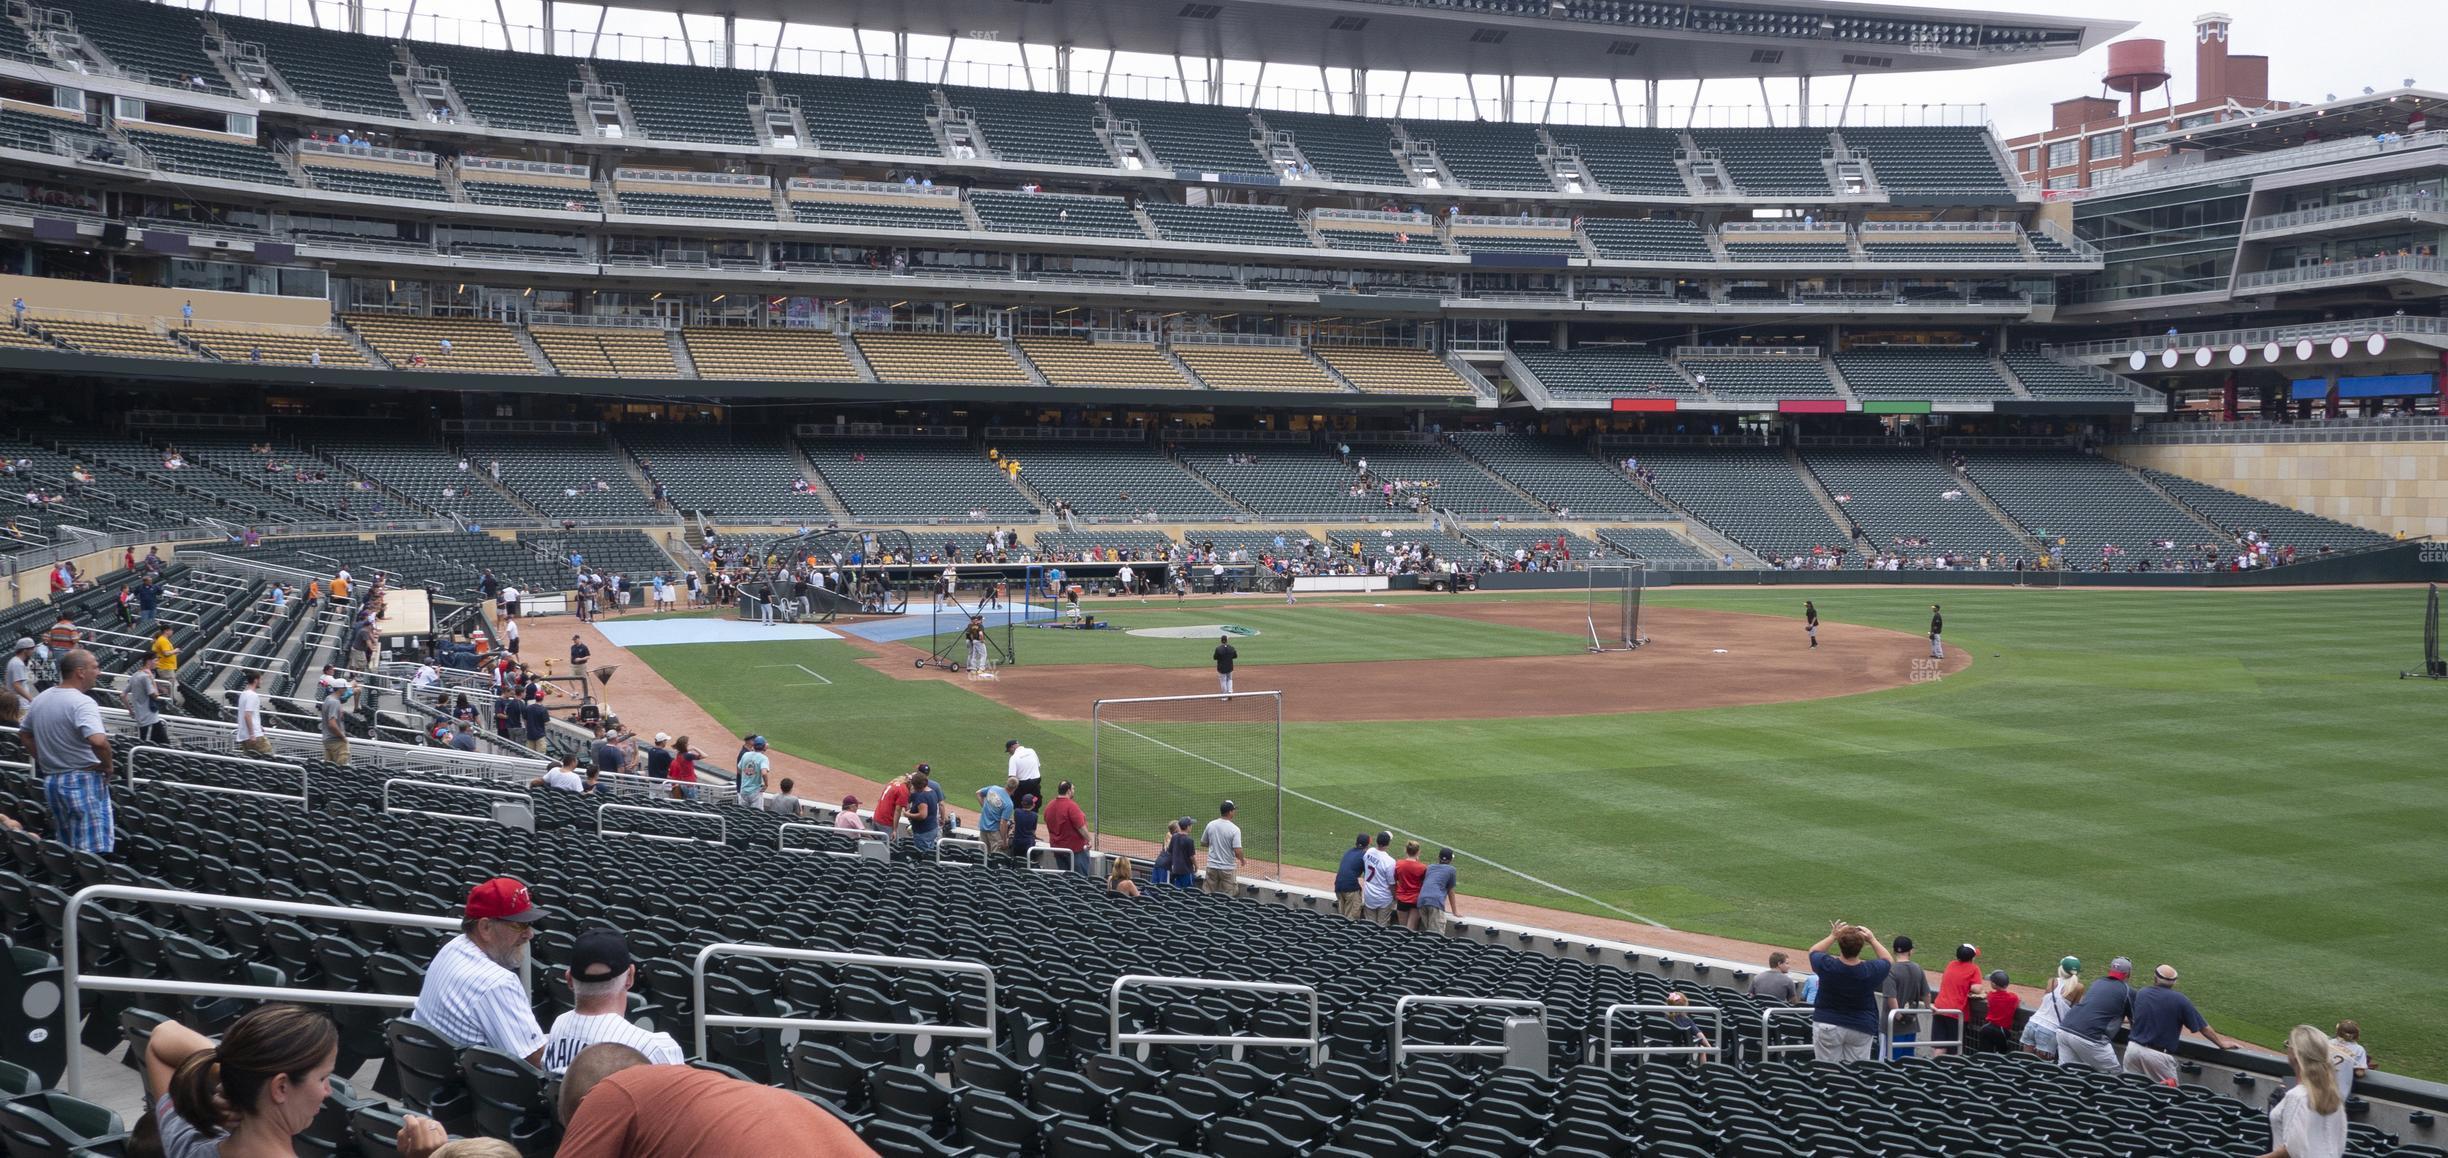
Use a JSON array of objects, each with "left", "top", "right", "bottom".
[{"left": 2103, "top": 37, "right": 2172, "bottom": 116}]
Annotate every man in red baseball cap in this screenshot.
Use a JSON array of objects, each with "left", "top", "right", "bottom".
[{"left": 410, "top": 877, "right": 548, "bottom": 1063}]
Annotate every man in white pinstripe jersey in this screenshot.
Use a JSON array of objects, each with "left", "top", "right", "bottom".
[{"left": 411, "top": 876, "right": 548, "bottom": 1064}]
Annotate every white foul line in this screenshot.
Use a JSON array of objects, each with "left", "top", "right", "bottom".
[
  {"left": 1097, "top": 719, "right": 1666, "bottom": 927},
  {"left": 752, "top": 663, "right": 834, "bottom": 686}
]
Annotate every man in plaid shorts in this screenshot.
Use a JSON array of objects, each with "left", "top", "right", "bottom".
[{"left": 24, "top": 648, "right": 113, "bottom": 853}]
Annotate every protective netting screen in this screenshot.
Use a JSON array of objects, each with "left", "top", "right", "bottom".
[
  {"left": 1587, "top": 565, "right": 1645, "bottom": 652},
  {"left": 1091, "top": 692, "right": 1282, "bottom": 880},
  {"left": 2426, "top": 584, "right": 2442, "bottom": 676}
]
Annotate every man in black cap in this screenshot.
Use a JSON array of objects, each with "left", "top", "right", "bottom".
[{"left": 538, "top": 928, "right": 684, "bottom": 1075}]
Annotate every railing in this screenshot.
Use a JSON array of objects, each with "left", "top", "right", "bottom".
[
  {"left": 1389, "top": 996, "right": 1546, "bottom": 1069},
  {"left": 2245, "top": 193, "right": 2448, "bottom": 235},
  {"left": 689, "top": 943, "right": 996, "bottom": 1061},
  {"left": 598, "top": 802, "right": 726, "bottom": 844},
  {"left": 2034, "top": 219, "right": 2103, "bottom": 261},
  {"left": 1597, "top": 1002, "right": 1724, "bottom": 1069},
  {"left": 1108, "top": 975, "right": 1320, "bottom": 1061},
  {"left": 381, "top": 776, "right": 533, "bottom": 827},
  {"left": 2048, "top": 315, "right": 2448, "bottom": 359},
  {"left": 1756, "top": 1006, "right": 1818, "bottom": 1063},
  {"left": 126, "top": 745, "right": 307, "bottom": 808},
  {"left": 611, "top": 166, "right": 771, "bottom": 189},
  {"left": 525, "top": 311, "right": 674, "bottom": 331},
  {"left": 60, "top": 885, "right": 474, "bottom": 1097},
  {"left": 786, "top": 176, "right": 959, "bottom": 201},
  {"left": 1858, "top": 220, "right": 2019, "bottom": 234},
  {"left": 1312, "top": 208, "right": 1433, "bottom": 226},
  {"left": 2073, "top": 130, "right": 2448, "bottom": 200},
  {"left": 460, "top": 155, "right": 591, "bottom": 180},
  {"left": 1719, "top": 222, "right": 1847, "bottom": 235},
  {"left": 2120, "top": 417, "right": 2448, "bottom": 446},
  {"left": 2235, "top": 255, "right": 2448, "bottom": 290},
  {"left": 295, "top": 138, "right": 435, "bottom": 166},
  {"left": 1673, "top": 345, "right": 1820, "bottom": 358},
  {"left": 1883, "top": 1005, "right": 1967, "bottom": 1059},
  {"left": 1453, "top": 214, "right": 1571, "bottom": 230},
  {"left": 778, "top": 821, "right": 878, "bottom": 857}
]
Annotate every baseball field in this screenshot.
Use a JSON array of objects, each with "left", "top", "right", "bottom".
[{"left": 629, "top": 585, "right": 2448, "bottom": 1079}]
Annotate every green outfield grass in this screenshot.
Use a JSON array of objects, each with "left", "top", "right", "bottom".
[
  {"left": 927, "top": 603, "right": 1585, "bottom": 667},
  {"left": 631, "top": 586, "right": 2448, "bottom": 1078}
]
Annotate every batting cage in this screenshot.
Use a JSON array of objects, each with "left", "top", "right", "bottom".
[
  {"left": 1091, "top": 692, "right": 1282, "bottom": 880},
  {"left": 1584, "top": 563, "right": 1646, "bottom": 653},
  {"left": 2407, "top": 583, "right": 2445, "bottom": 679}
]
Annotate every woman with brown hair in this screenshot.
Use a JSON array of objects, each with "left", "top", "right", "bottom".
[
  {"left": 132, "top": 1003, "right": 447, "bottom": 1158},
  {"left": 1107, "top": 855, "right": 1141, "bottom": 899},
  {"left": 2256, "top": 1024, "right": 2347, "bottom": 1158}
]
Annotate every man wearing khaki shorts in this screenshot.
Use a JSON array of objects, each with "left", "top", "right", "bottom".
[
  {"left": 1200, "top": 800, "right": 1241, "bottom": 893},
  {"left": 233, "top": 670, "right": 273, "bottom": 756},
  {"left": 1417, "top": 847, "right": 1461, "bottom": 934},
  {"left": 320, "top": 681, "right": 353, "bottom": 765},
  {"left": 1333, "top": 832, "right": 1370, "bottom": 919}
]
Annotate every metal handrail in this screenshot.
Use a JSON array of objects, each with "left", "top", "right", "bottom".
[
  {"left": 1390, "top": 995, "right": 1545, "bottom": 1069},
  {"left": 381, "top": 776, "right": 527, "bottom": 824},
  {"left": 1757, "top": 1006, "right": 1818, "bottom": 1063},
  {"left": 1883, "top": 1004, "right": 1967, "bottom": 1059},
  {"left": 61, "top": 884, "right": 469, "bottom": 1097},
  {"left": 598, "top": 803, "right": 726, "bottom": 844},
  {"left": 125, "top": 745, "right": 306, "bottom": 808},
  {"left": 2245, "top": 193, "right": 2448, "bottom": 235},
  {"left": 689, "top": 942, "right": 996, "bottom": 1061},
  {"left": 1108, "top": 975, "right": 1320, "bottom": 1059},
  {"left": 1598, "top": 1002, "right": 1724, "bottom": 1069},
  {"left": 777, "top": 821, "right": 877, "bottom": 858}
]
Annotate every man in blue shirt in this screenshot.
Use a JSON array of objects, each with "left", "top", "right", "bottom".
[
  {"left": 1333, "top": 833, "right": 1370, "bottom": 919},
  {"left": 974, "top": 784, "right": 1013, "bottom": 856},
  {"left": 1417, "top": 847, "right": 1461, "bottom": 934},
  {"left": 1807, "top": 921, "right": 1893, "bottom": 1062},
  {"left": 2121, "top": 964, "right": 2241, "bottom": 1083},
  {"left": 2055, "top": 956, "right": 2137, "bottom": 1071},
  {"left": 905, "top": 767, "right": 945, "bottom": 854}
]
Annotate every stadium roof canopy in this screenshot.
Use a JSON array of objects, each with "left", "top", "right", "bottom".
[
  {"left": 2155, "top": 88, "right": 2446, "bottom": 156},
  {"left": 652, "top": 0, "right": 2131, "bottom": 81}
]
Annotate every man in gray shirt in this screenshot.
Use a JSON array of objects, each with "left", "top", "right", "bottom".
[
  {"left": 25, "top": 649, "right": 113, "bottom": 852},
  {"left": 1749, "top": 952, "right": 1799, "bottom": 1004},
  {"left": 125, "top": 663, "right": 168, "bottom": 747},
  {"left": 322, "top": 682, "right": 354, "bottom": 765},
  {"left": 762, "top": 777, "right": 803, "bottom": 816},
  {"left": 3, "top": 637, "right": 34, "bottom": 714}
]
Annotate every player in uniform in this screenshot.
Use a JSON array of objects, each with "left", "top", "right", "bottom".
[
  {"left": 963, "top": 616, "right": 989, "bottom": 677},
  {"left": 1805, "top": 600, "right": 1819, "bottom": 649},
  {"left": 1214, "top": 634, "right": 1238, "bottom": 698},
  {"left": 1928, "top": 604, "right": 1944, "bottom": 659}
]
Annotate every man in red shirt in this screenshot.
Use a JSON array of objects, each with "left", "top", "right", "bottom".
[
  {"left": 1392, "top": 840, "right": 1429, "bottom": 929},
  {"left": 1934, "top": 943, "right": 1984, "bottom": 1053},
  {"left": 872, "top": 767, "right": 916, "bottom": 838},
  {"left": 1043, "top": 779, "right": 1090, "bottom": 875},
  {"left": 1977, "top": 969, "right": 2020, "bottom": 1053}
]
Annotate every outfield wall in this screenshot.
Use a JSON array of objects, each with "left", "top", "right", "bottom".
[
  {"left": 2109, "top": 441, "right": 2448, "bottom": 540},
  {"left": 1462, "top": 542, "right": 2446, "bottom": 589}
]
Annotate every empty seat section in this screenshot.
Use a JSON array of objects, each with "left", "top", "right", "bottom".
[
  {"left": 1721, "top": 239, "right": 1851, "bottom": 262},
  {"left": 1106, "top": 98, "right": 1266, "bottom": 174},
  {"left": 681, "top": 328, "right": 864, "bottom": 381},
  {"left": 2028, "top": 231, "right": 2086, "bottom": 261},
  {"left": 852, "top": 333, "right": 1032, "bottom": 385},
  {"left": 1173, "top": 345, "right": 1343, "bottom": 394},
  {"left": 1681, "top": 356, "right": 1839, "bottom": 400},
  {"left": 181, "top": 325, "right": 368, "bottom": 367},
  {"left": 1544, "top": 125, "right": 1689, "bottom": 195},
  {"left": 591, "top": 60, "right": 760, "bottom": 144},
  {"left": 1405, "top": 118, "right": 1551, "bottom": 190},
  {"left": 1638, "top": 446, "right": 1856, "bottom": 563},
  {"left": 0, "top": 106, "right": 108, "bottom": 155},
  {"left": 1832, "top": 349, "right": 2015, "bottom": 401},
  {"left": 1582, "top": 218, "right": 1712, "bottom": 261},
  {"left": 617, "top": 427, "right": 834, "bottom": 521},
  {"left": 1180, "top": 443, "right": 1386, "bottom": 517},
  {"left": 2143, "top": 471, "right": 2386, "bottom": 551},
  {"left": 295, "top": 425, "right": 528, "bottom": 521},
  {"left": 1343, "top": 442, "right": 1543, "bottom": 516},
  {"left": 1596, "top": 526, "right": 1720, "bottom": 567},
  {"left": 217, "top": 14, "right": 408, "bottom": 118},
  {"left": 118, "top": 128, "right": 294, "bottom": 185},
  {"left": 56, "top": 0, "right": 228, "bottom": 92},
  {"left": 1316, "top": 223, "right": 1444, "bottom": 253},
  {"left": 1142, "top": 202, "right": 1309, "bottom": 248},
  {"left": 968, "top": 191, "right": 1142, "bottom": 238},
  {"left": 1842, "top": 126, "right": 2015, "bottom": 198},
  {"left": 25, "top": 317, "right": 197, "bottom": 360},
  {"left": 768, "top": 74, "right": 941, "bottom": 156},
  {"left": 45, "top": 429, "right": 328, "bottom": 521},
  {"left": 1860, "top": 241, "right": 2026, "bottom": 262},
  {"left": 614, "top": 182, "right": 774, "bottom": 221},
  {"left": 787, "top": 191, "right": 966, "bottom": 231},
  {"left": 342, "top": 315, "right": 539, "bottom": 374},
  {"left": 410, "top": 42, "right": 581, "bottom": 134},
  {"left": 1013, "top": 337, "right": 1196, "bottom": 389},
  {"left": 1449, "top": 433, "right": 1667, "bottom": 518},
  {"left": 2002, "top": 352, "right": 2130, "bottom": 399},
  {"left": 529, "top": 327, "right": 680, "bottom": 378},
  {"left": 301, "top": 158, "right": 451, "bottom": 201},
  {"left": 1265, "top": 109, "right": 1409, "bottom": 186},
  {"left": 1690, "top": 128, "right": 1834, "bottom": 197},
  {"left": 1450, "top": 227, "right": 1583, "bottom": 256},
  {"left": 457, "top": 433, "right": 657, "bottom": 519},
  {"left": 1802, "top": 449, "right": 2028, "bottom": 560},
  {"left": 1964, "top": 451, "right": 2220, "bottom": 568},
  {"left": 1512, "top": 347, "right": 1697, "bottom": 400},
  {"left": 1312, "top": 347, "right": 1475, "bottom": 397},
  {"left": 804, "top": 438, "right": 1033, "bottom": 520},
  {"left": 994, "top": 441, "right": 1235, "bottom": 520},
  {"left": 944, "top": 86, "right": 1111, "bottom": 167}
]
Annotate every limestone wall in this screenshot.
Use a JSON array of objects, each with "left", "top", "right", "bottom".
[{"left": 2109, "top": 441, "right": 2448, "bottom": 539}]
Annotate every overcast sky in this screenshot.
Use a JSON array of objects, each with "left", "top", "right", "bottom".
[{"left": 198, "top": 0, "right": 2441, "bottom": 136}]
